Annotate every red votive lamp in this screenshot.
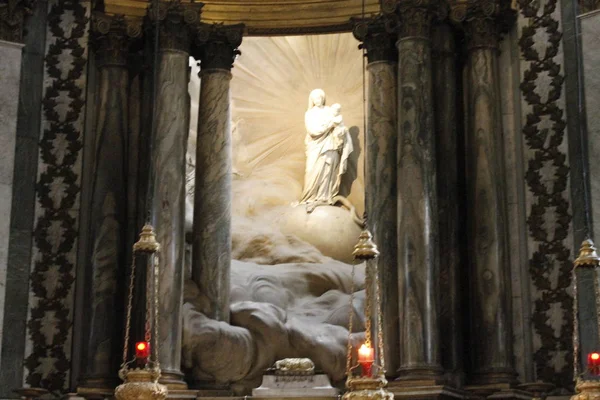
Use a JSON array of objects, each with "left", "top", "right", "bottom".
[
  {"left": 588, "top": 352, "right": 600, "bottom": 375},
  {"left": 358, "top": 344, "right": 374, "bottom": 377},
  {"left": 135, "top": 341, "right": 150, "bottom": 365}
]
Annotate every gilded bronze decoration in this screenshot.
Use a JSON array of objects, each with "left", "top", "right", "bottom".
[
  {"left": 115, "top": 225, "right": 167, "bottom": 400},
  {"left": 344, "top": 230, "right": 393, "bottom": 400}
]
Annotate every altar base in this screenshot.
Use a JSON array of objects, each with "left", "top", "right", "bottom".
[
  {"left": 252, "top": 374, "right": 339, "bottom": 398},
  {"left": 387, "top": 381, "right": 468, "bottom": 400}
]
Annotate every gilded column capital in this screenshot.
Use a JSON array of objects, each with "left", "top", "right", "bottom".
[
  {"left": 146, "top": 0, "right": 204, "bottom": 53},
  {"left": 194, "top": 22, "right": 244, "bottom": 71},
  {"left": 91, "top": 13, "right": 142, "bottom": 67},
  {"left": 449, "top": 0, "right": 515, "bottom": 50},
  {"left": 0, "top": 0, "right": 36, "bottom": 42},
  {"left": 352, "top": 15, "right": 398, "bottom": 64}
]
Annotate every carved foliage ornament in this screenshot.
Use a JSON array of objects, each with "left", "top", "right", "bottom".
[
  {"left": 91, "top": 13, "right": 142, "bottom": 67},
  {"left": 352, "top": 15, "right": 398, "bottom": 63},
  {"left": 146, "top": 0, "right": 204, "bottom": 52},
  {"left": 195, "top": 22, "right": 244, "bottom": 71},
  {"left": 517, "top": 0, "right": 573, "bottom": 389},
  {"left": 0, "top": 0, "right": 35, "bottom": 42},
  {"left": 25, "top": 0, "right": 89, "bottom": 391}
]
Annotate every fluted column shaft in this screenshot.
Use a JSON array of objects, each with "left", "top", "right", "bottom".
[
  {"left": 191, "top": 22, "right": 243, "bottom": 323},
  {"left": 432, "top": 22, "right": 462, "bottom": 384},
  {"left": 395, "top": 0, "right": 442, "bottom": 380},
  {"left": 461, "top": 7, "right": 515, "bottom": 385},
  {"left": 79, "top": 14, "right": 140, "bottom": 390},
  {"left": 354, "top": 17, "right": 400, "bottom": 377},
  {"left": 148, "top": 2, "right": 201, "bottom": 389}
]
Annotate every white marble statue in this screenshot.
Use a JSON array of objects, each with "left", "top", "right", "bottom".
[{"left": 299, "top": 89, "right": 353, "bottom": 205}]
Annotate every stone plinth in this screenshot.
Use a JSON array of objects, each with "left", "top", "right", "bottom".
[
  {"left": 252, "top": 375, "right": 339, "bottom": 398},
  {"left": 387, "top": 381, "right": 468, "bottom": 400}
]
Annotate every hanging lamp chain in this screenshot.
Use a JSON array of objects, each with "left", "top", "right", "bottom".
[
  {"left": 153, "top": 251, "right": 161, "bottom": 368},
  {"left": 374, "top": 262, "right": 385, "bottom": 375},
  {"left": 346, "top": 264, "right": 357, "bottom": 377},
  {"left": 122, "top": 252, "right": 138, "bottom": 367}
]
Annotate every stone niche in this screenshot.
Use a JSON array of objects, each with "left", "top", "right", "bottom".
[{"left": 183, "top": 33, "right": 368, "bottom": 393}]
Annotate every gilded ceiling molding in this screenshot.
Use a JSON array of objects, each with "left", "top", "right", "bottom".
[
  {"left": 0, "top": 0, "right": 36, "bottom": 42},
  {"left": 103, "top": 0, "right": 381, "bottom": 34},
  {"left": 91, "top": 12, "right": 142, "bottom": 67}
]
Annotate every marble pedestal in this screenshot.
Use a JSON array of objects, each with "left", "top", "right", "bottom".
[
  {"left": 252, "top": 375, "right": 339, "bottom": 398},
  {"left": 388, "top": 381, "right": 468, "bottom": 400},
  {"left": 465, "top": 385, "right": 532, "bottom": 400}
]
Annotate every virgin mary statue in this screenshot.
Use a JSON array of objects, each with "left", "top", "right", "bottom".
[{"left": 299, "top": 89, "right": 354, "bottom": 205}]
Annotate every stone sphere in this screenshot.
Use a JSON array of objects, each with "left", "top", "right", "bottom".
[{"left": 276, "top": 204, "right": 362, "bottom": 264}]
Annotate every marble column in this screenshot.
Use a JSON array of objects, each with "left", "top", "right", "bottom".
[
  {"left": 78, "top": 13, "right": 141, "bottom": 391},
  {"left": 148, "top": 2, "right": 202, "bottom": 389},
  {"left": 0, "top": 39, "right": 24, "bottom": 364},
  {"left": 431, "top": 22, "right": 462, "bottom": 384},
  {"left": 456, "top": 2, "right": 516, "bottom": 386},
  {"left": 353, "top": 16, "right": 399, "bottom": 378},
  {"left": 191, "top": 22, "right": 244, "bottom": 323},
  {"left": 395, "top": 0, "right": 443, "bottom": 381}
]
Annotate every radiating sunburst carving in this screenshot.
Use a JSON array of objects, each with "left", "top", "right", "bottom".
[{"left": 189, "top": 33, "right": 365, "bottom": 215}]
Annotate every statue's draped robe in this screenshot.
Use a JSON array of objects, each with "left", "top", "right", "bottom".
[{"left": 300, "top": 106, "right": 353, "bottom": 204}]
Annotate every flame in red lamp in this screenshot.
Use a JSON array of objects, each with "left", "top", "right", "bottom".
[
  {"left": 358, "top": 344, "right": 374, "bottom": 377},
  {"left": 588, "top": 352, "right": 600, "bottom": 375},
  {"left": 136, "top": 341, "right": 150, "bottom": 362}
]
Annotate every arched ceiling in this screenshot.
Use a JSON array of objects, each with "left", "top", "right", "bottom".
[{"left": 104, "top": 0, "right": 382, "bottom": 34}]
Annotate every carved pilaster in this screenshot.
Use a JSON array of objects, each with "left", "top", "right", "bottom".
[
  {"left": 0, "top": 0, "right": 35, "bottom": 42},
  {"left": 147, "top": 0, "right": 203, "bottom": 52},
  {"left": 195, "top": 22, "right": 244, "bottom": 70},
  {"left": 352, "top": 15, "right": 398, "bottom": 64},
  {"left": 91, "top": 13, "right": 142, "bottom": 68}
]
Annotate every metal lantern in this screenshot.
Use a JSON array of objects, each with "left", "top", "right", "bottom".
[
  {"left": 571, "top": 239, "right": 600, "bottom": 400},
  {"left": 343, "top": 230, "right": 393, "bottom": 400},
  {"left": 114, "top": 225, "right": 167, "bottom": 400}
]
